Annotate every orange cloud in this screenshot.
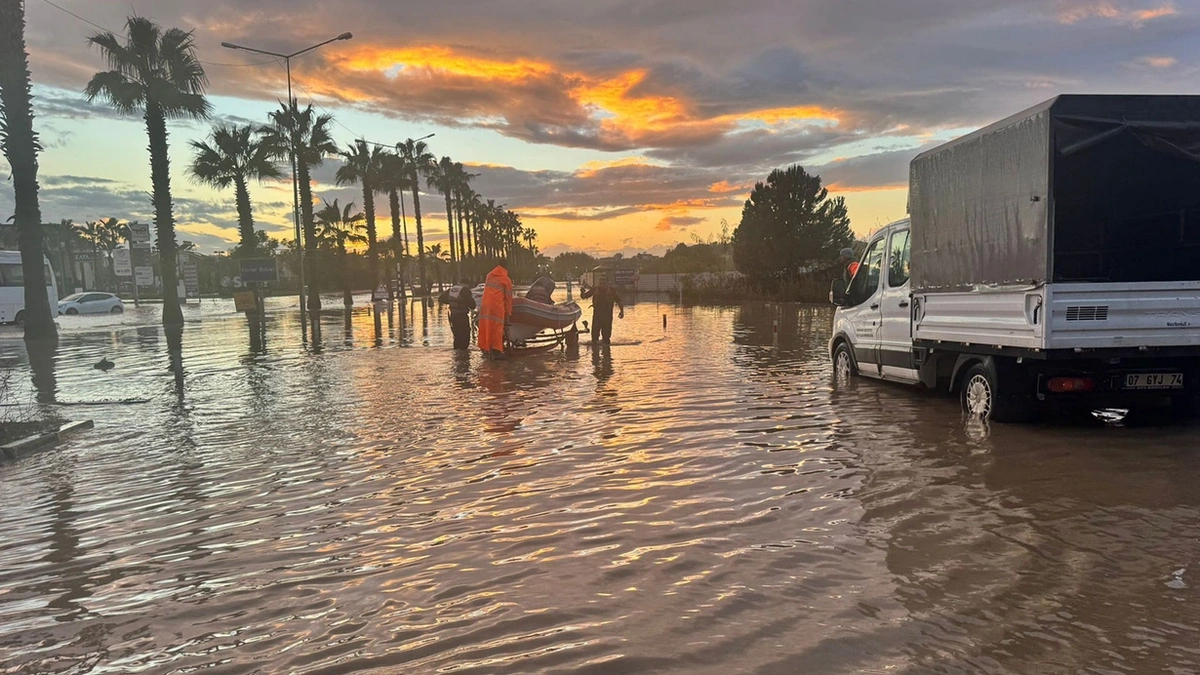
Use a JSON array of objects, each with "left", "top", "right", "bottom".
[
  {"left": 303, "top": 43, "right": 841, "bottom": 150},
  {"left": 1056, "top": 1, "right": 1176, "bottom": 25},
  {"left": 1134, "top": 55, "right": 1178, "bottom": 68}
]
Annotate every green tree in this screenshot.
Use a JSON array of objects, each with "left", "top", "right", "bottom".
[
  {"left": 336, "top": 141, "right": 386, "bottom": 293},
  {"left": 376, "top": 151, "right": 410, "bottom": 291},
  {"left": 426, "top": 156, "right": 461, "bottom": 278},
  {"left": 316, "top": 199, "right": 366, "bottom": 308},
  {"left": 552, "top": 251, "right": 597, "bottom": 279},
  {"left": 84, "top": 16, "right": 211, "bottom": 327},
  {"left": 262, "top": 102, "right": 337, "bottom": 312},
  {"left": 0, "top": 0, "right": 56, "bottom": 336},
  {"left": 731, "top": 164, "right": 851, "bottom": 288},
  {"left": 41, "top": 219, "right": 81, "bottom": 291},
  {"left": 189, "top": 124, "right": 280, "bottom": 257},
  {"left": 396, "top": 137, "right": 436, "bottom": 291}
]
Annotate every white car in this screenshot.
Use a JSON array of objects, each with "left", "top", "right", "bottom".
[{"left": 58, "top": 292, "right": 125, "bottom": 316}]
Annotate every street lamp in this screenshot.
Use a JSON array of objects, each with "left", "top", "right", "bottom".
[{"left": 221, "top": 32, "right": 353, "bottom": 324}]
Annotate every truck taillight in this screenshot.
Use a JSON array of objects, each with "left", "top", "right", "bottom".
[{"left": 1047, "top": 377, "right": 1095, "bottom": 393}]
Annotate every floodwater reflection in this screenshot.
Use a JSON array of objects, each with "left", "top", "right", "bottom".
[{"left": 0, "top": 300, "right": 1198, "bottom": 674}]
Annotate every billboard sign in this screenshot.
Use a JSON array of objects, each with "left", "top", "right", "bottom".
[
  {"left": 239, "top": 258, "right": 278, "bottom": 283},
  {"left": 113, "top": 249, "right": 132, "bottom": 276},
  {"left": 128, "top": 222, "right": 152, "bottom": 248}
]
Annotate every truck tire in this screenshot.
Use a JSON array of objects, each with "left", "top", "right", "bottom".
[
  {"left": 960, "top": 362, "right": 1034, "bottom": 423},
  {"left": 833, "top": 342, "right": 857, "bottom": 383}
]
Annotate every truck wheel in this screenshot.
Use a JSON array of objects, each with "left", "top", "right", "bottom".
[
  {"left": 960, "top": 362, "right": 1033, "bottom": 423},
  {"left": 833, "top": 342, "right": 856, "bottom": 382}
]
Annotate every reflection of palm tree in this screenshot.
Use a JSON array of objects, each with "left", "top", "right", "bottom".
[
  {"left": 0, "top": 0, "right": 57, "bottom": 337},
  {"left": 189, "top": 124, "right": 281, "bottom": 257},
  {"left": 316, "top": 199, "right": 366, "bottom": 308},
  {"left": 396, "top": 137, "right": 436, "bottom": 291},
  {"left": 261, "top": 102, "right": 337, "bottom": 312},
  {"left": 85, "top": 15, "right": 210, "bottom": 327},
  {"left": 336, "top": 141, "right": 385, "bottom": 291}
]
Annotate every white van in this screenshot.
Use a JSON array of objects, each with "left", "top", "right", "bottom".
[{"left": 0, "top": 251, "right": 60, "bottom": 324}]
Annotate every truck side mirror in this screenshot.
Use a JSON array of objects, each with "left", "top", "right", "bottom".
[{"left": 830, "top": 279, "right": 847, "bottom": 306}]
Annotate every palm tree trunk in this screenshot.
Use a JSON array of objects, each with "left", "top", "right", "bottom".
[
  {"left": 362, "top": 184, "right": 378, "bottom": 292},
  {"left": 0, "top": 0, "right": 56, "bottom": 339},
  {"left": 145, "top": 100, "right": 182, "bottom": 327},
  {"left": 389, "top": 188, "right": 402, "bottom": 292},
  {"left": 444, "top": 192, "right": 458, "bottom": 280},
  {"left": 340, "top": 242, "right": 352, "bottom": 308},
  {"left": 234, "top": 176, "right": 254, "bottom": 255},
  {"left": 455, "top": 192, "right": 467, "bottom": 270},
  {"left": 298, "top": 161, "right": 321, "bottom": 312},
  {"left": 411, "top": 177, "right": 427, "bottom": 292}
]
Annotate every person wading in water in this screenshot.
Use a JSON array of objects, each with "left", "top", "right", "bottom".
[
  {"left": 580, "top": 267, "right": 623, "bottom": 344},
  {"left": 478, "top": 262, "right": 513, "bottom": 359},
  {"left": 447, "top": 278, "right": 476, "bottom": 350}
]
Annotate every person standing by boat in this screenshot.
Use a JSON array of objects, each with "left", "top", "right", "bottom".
[
  {"left": 581, "top": 267, "right": 623, "bottom": 344},
  {"left": 478, "top": 263, "right": 513, "bottom": 359},
  {"left": 448, "top": 278, "right": 476, "bottom": 350}
]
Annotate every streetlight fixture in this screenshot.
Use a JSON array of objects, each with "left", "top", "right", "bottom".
[{"left": 221, "top": 32, "right": 353, "bottom": 324}]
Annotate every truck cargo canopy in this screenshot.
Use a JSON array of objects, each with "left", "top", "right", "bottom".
[{"left": 910, "top": 95, "right": 1200, "bottom": 292}]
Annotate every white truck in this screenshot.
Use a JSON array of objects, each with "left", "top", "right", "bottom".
[{"left": 830, "top": 95, "right": 1200, "bottom": 422}]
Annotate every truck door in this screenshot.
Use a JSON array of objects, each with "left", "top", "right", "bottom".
[
  {"left": 840, "top": 235, "right": 886, "bottom": 374},
  {"left": 879, "top": 228, "right": 918, "bottom": 382}
]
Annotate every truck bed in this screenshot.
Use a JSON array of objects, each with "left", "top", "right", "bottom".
[{"left": 914, "top": 282, "right": 1200, "bottom": 352}]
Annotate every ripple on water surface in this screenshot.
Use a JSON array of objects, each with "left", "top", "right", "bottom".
[{"left": 1, "top": 297, "right": 1199, "bottom": 674}]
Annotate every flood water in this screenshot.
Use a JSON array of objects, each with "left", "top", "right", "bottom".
[{"left": 2, "top": 296, "right": 1199, "bottom": 674}]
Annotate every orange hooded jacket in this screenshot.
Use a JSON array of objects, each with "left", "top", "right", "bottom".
[{"left": 478, "top": 265, "right": 513, "bottom": 352}]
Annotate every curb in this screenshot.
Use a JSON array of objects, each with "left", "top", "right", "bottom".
[{"left": 0, "top": 420, "right": 95, "bottom": 462}]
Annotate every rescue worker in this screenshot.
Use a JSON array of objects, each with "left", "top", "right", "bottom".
[
  {"left": 580, "top": 267, "right": 623, "bottom": 343},
  {"left": 478, "top": 262, "right": 513, "bottom": 359},
  {"left": 448, "top": 278, "right": 476, "bottom": 350},
  {"left": 840, "top": 248, "right": 860, "bottom": 285}
]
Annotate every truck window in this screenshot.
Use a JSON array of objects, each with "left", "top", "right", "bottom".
[
  {"left": 888, "top": 230, "right": 911, "bottom": 287},
  {"left": 846, "top": 238, "right": 885, "bottom": 306}
]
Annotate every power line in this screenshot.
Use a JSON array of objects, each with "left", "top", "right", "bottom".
[{"left": 39, "top": 0, "right": 274, "bottom": 67}]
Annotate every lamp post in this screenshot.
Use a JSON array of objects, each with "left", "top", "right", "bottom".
[{"left": 221, "top": 32, "right": 353, "bottom": 325}]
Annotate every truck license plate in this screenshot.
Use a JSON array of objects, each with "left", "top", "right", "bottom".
[{"left": 1124, "top": 373, "right": 1184, "bottom": 390}]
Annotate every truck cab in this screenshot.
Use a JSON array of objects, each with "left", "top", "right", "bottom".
[{"left": 830, "top": 219, "right": 919, "bottom": 386}]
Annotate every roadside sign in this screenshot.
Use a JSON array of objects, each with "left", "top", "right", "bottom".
[
  {"left": 113, "top": 249, "right": 132, "bottom": 276},
  {"left": 233, "top": 291, "right": 257, "bottom": 312},
  {"left": 615, "top": 268, "right": 636, "bottom": 287},
  {"left": 73, "top": 251, "right": 97, "bottom": 263},
  {"left": 239, "top": 258, "right": 278, "bottom": 283},
  {"left": 182, "top": 262, "right": 199, "bottom": 297},
  {"left": 134, "top": 266, "right": 154, "bottom": 286},
  {"left": 129, "top": 222, "right": 152, "bottom": 248}
]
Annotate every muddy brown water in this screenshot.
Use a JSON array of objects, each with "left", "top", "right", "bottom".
[{"left": 1, "top": 296, "right": 1197, "bottom": 674}]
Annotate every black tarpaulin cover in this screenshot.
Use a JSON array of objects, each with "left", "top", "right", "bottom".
[{"left": 909, "top": 95, "right": 1200, "bottom": 292}]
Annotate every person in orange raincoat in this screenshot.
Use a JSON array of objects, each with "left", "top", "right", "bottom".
[{"left": 478, "top": 263, "right": 513, "bottom": 359}]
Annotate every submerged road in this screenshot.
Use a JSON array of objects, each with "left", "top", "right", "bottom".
[{"left": 1, "top": 295, "right": 1198, "bottom": 674}]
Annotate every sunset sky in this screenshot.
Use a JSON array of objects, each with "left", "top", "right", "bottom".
[{"left": 2, "top": 0, "right": 1198, "bottom": 256}]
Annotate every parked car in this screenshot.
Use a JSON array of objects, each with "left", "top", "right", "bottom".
[{"left": 58, "top": 292, "right": 125, "bottom": 316}]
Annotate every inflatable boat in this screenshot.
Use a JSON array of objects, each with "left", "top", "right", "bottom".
[{"left": 471, "top": 279, "right": 581, "bottom": 343}]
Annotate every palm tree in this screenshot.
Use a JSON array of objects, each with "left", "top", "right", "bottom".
[
  {"left": 336, "top": 141, "right": 386, "bottom": 294},
  {"left": 96, "top": 217, "right": 125, "bottom": 287},
  {"left": 452, "top": 163, "right": 477, "bottom": 267},
  {"left": 189, "top": 124, "right": 280, "bottom": 256},
  {"left": 0, "top": 0, "right": 56, "bottom": 337},
  {"left": 427, "top": 156, "right": 461, "bottom": 279},
  {"left": 74, "top": 220, "right": 104, "bottom": 289},
  {"left": 84, "top": 16, "right": 210, "bottom": 327},
  {"left": 316, "top": 199, "right": 366, "bottom": 308},
  {"left": 262, "top": 102, "right": 337, "bottom": 312},
  {"left": 377, "top": 151, "right": 410, "bottom": 292},
  {"left": 396, "top": 137, "right": 436, "bottom": 292},
  {"left": 42, "top": 219, "right": 80, "bottom": 292},
  {"left": 425, "top": 243, "right": 450, "bottom": 290}
]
